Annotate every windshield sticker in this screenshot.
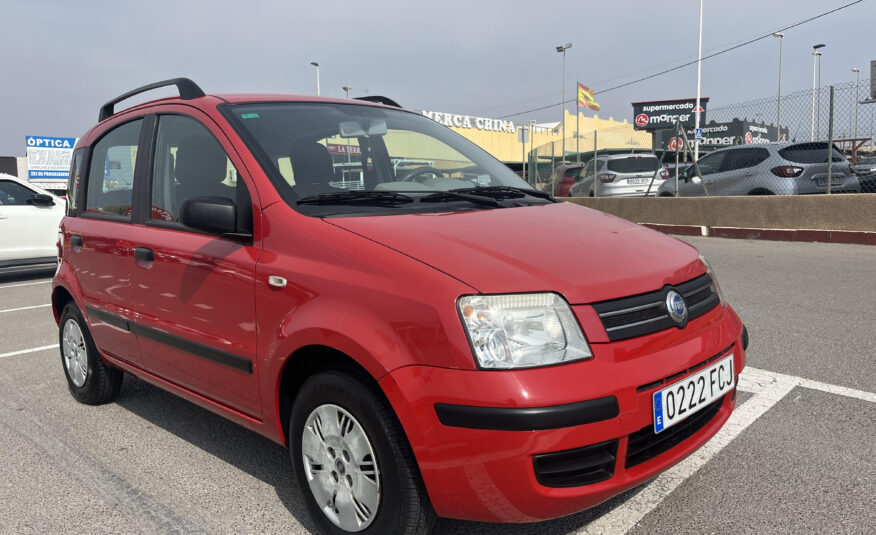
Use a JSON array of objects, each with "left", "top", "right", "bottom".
[{"left": 241, "top": 113, "right": 260, "bottom": 119}]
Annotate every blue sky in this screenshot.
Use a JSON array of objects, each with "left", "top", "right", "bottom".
[{"left": 0, "top": 0, "right": 872, "bottom": 154}]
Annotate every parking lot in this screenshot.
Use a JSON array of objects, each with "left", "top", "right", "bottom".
[{"left": 1, "top": 236, "right": 874, "bottom": 535}]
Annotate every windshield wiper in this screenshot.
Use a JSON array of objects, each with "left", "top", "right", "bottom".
[
  {"left": 297, "top": 191, "right": 415, "bottom": 206},
  {"left": 449, "top": 186, "right": 555, "bottom": 201},
  {"left": 419, "top": 190, "right": 507, "bottom": 208}
]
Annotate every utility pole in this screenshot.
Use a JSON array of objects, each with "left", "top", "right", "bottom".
[
  {"left": 694, "top": 0, "right": 704, "bottom": 162},
  {"left": 310, "top": 62, "right": 320, "bottom": 96},
  {"left": 773, "top": 33, "right": 784, "bottom": 140},
  {"left": 556, "top": 43, "right": 572, "bottom": 165},
  {"left": 810, "top": 44, "right": 825, "bottom": 140}
]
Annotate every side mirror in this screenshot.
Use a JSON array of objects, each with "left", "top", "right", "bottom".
[
  {"left": 180, "top": 196, "right": 251, "bottom": 241},
  {"left": 28, "top": 194, "right": 55, "bottom": 206}
]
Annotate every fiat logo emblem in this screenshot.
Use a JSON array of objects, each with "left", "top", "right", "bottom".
[{"left": 666, "top": 290, "right": 687, "bottom": 325}]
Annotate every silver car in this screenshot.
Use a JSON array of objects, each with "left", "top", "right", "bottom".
[
  {"left": 569, "top": 154, "right": 667, "bottom": 197},
  {"left": 657, "top": 142, "right": 861, "bottom": 196}
]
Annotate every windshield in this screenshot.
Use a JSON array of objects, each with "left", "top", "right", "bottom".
[
  {"left": 606, "top": 156, "right": 659, "bottom": 173},
  {"left": 223, "top": 102, "right": 543, "bottom": 215}
]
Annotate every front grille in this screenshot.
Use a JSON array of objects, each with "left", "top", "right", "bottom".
[
  {"left": 636, "top": 343, "right": 735, "bottom": 393},
  {"left": 593, "top": 273, "right": 720, "bottom": 341},
  {"left": 625, "top": 396, "right": 724, "bottom": 468},
  {"left": 533, "top": 440, "right": 618, "bottom": 488}
]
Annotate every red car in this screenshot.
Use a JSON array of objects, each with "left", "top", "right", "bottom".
[{"left": 53, "top": 78, "right": 747, "bottom": 534}]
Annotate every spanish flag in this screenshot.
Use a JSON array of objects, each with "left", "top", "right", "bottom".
[{"left": 577, "top": 83, "right": 600, "bottom": 111}]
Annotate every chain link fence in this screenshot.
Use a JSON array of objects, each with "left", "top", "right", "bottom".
[{"left": 532, "top": 80, "right": 876, "bottom": 197}]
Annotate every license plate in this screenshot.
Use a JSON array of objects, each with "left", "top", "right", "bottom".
[
  {"left": 627, "top": 178, "right": 648, "bottom": 185},
  {"left": 653, "top": 355, "right": 734, "bottom": 433},
  {"left": 816, "top": 177, "right": 844, "bottom": 186}
]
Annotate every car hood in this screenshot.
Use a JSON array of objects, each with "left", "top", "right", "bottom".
[{"left": 327, "top": 202, "right": 704, "bottom": 304}]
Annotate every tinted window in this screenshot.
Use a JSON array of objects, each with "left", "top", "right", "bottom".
[
  {"left": 86, "top": 120, "right": 142, "bottom": 217},
  {"left": 720, "top": 148, "right": 770, "bottom": 172},
  {"left": 67, "top": 149, "right": 84, "bottom": 215},
  {"left": 692, "top": 152, "right": 725, "bottom": 175},
  {"left": 779, "top": 143, "right": 844, "bottom": 164},
  {"left": 150, "top": 115, "right": 251, "bottom": 231},
  {"left": 0, "top": 180, "right": 36, "bottom": 205},
  {"left": 606, "top": 156, "right": 659, "bottom": 173}
]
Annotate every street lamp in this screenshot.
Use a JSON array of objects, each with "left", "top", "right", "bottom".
[
  {"left": 310, "top": 62, "right": 320, "bottom": 96},
  {"left": 772, "top": 32, "right": 783, "bottom": 140},
  {"left": 694, "top": 0, "right": 704, "bottom": 162},
  {"left": 556, "top": 42, "right": 572, "bottom": 165},
  {"left": 810, "top": 44, "right": 825, "bottom": 140},
  {"left": 852, "top": 68, "right": 860, "bottom": 144},
  {"left": 342, "top": 85, "right": 352, "bottom": 99}
]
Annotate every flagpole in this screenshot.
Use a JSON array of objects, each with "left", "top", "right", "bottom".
[{"left": 576, "top": 84, "right": 580, "bottom": 163}]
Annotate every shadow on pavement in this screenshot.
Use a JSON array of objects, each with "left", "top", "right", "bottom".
[
  {"left": 113, "top": 376, "right": 320, "bottom": 534},
  {"left": 114, "top": 374, "right": 643, "bottom": 535}
]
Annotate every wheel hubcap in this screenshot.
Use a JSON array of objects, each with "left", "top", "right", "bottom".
[
  {"left": 301, "top": 404, "right": 380, "bottom": 532},
  {"left": 62, "top": 319, "right": 88, "bottom": 387}
]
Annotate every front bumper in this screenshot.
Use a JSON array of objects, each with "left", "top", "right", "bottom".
[{"left": 379, "top": 304, "right": 745, "bottom": 522}]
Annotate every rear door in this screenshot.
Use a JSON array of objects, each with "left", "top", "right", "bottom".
[
  {"left": 65, "top": 118, "right": 144, "bottom": 365},
  {"left": 0, "top": 179, "right": 64, "bottom": 264},
  {"left": 128, "top": 110, "right": 263, "bottom": 418},
  {"left": 714, "top": 148, "right": 770, "bottom": 195}
]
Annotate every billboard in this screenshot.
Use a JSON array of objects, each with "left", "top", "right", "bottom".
[
  {"left": 653, "top": 119, "right": 790, "bottom": 151},
  {"left": 26, "top": 135, "right": 77, "bottom": 181},
  {"left": 631, "top": 98, "right": 709, "bottom": 131}
]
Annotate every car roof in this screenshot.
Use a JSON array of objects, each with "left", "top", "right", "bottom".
[{"left": 598, "top": 153, "right": 658, "bottom": 160}]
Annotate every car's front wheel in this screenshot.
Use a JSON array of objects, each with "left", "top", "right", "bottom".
[
  {"left": 290, "top": 369, "right": 434, "bottom": 535},
  {"left": 58, "top": 303, "right": 123, "bottom": 404}
]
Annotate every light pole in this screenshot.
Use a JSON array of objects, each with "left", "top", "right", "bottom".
[
  {"left": 556, "top": 43, "right": 572, "bottom": 165},
  {"left": 810, "top": 44, "right": 825, "bottom": 140},
  {"left": 852, "top": 68, "right": 860, "bottom": 143},
  {"left": 772, "top": 32, "right": 783, "bottom": 140},
  {"left": 694, "top": 0, "right": 704, "bottom": 162},
  {"left": 342, "top": 85, "right": 352, "bottom": 99},
  {"left": 310, "top": 62, "right": 320, "bottom": 96}
]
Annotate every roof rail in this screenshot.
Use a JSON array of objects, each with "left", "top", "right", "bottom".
[
  {"left": 354, "top": 95, "right": 402, "bottom": 108},
  {"left": 99, "top": 77, "right": 205, "bottom": 121}
]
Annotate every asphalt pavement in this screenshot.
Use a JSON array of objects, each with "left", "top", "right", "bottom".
[{"left": 0, "top": 236, "right": 873, "bottom": 534}]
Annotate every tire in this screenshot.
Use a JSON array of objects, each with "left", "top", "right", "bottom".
[
  {"left": 290, "top": 369, "right": 434, "bottom": 535},
  {"left": 659, "top": 192, "right": 674, "bottom": 197},
  {"left": 58, "top": 303, "right": 123, "bottom": 404},
  {"left": 748, "top": 189, "right": 774, "bottom": 195}
]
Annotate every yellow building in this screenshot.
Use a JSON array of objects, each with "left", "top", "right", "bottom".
[{"left": 419, "top": 109, "right": 652, "bottom": 163}]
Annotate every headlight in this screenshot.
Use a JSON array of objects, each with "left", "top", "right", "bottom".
[
  {"left": 457, "top": 293, "right": 592, "bottom": 369},
  {"left": 699, "top": 254, "right": 725, "bottom": 307}
]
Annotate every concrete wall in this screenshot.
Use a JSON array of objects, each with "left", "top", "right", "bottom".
[{"left": 563, "top": 194, "right": 876, "bottom": 232}]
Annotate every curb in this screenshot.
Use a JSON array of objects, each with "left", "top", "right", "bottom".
[{"left": 641, "top": 223, "right": 876, "bottom": 246}]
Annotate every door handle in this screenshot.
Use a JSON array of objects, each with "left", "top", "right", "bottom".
[
  {"left": 134, "top": 246, "right": 154, "bottom": 262},
  {"left": 70, "top": 235, "right": 83, "bottom": 247}
]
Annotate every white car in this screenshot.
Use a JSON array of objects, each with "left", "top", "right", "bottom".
[{"left": 0, "top": 173, "right": 65, "bottom": 272}]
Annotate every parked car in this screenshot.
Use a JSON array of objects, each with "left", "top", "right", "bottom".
[
  {"left": 0, "top": 173, "right": 65, "bottom": 273},
  {"left": 569, "top": 154, "right": 668, "bottom": 197},
  {"left": 547, "top": 163, "right": 587, "bottom": 196},
  {"left": 657, "top": 142, "right": 861, "bottom": 197},
  {"left": 53, "top": 78, "right": 747, "bottom": 535},
  {"left": 854, "top": 156, "right": 876, "bottom": 193}
]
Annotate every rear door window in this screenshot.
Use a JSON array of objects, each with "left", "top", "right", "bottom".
[
  {"left": 606, "top": 157, "right": 659, "bottom": 173},
  {"left": 85, "top": 119, "right": 142, "bottom": 218},
  {"left": 720, "top": 148, "right": 770, "bottom": 172},
  {"left": 779, "top": 143, "right": 844, "bottom": 163}
]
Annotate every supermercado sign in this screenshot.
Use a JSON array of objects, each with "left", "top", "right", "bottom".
[
  {"left": 631, "top": 98, "right": 708, "bottom": 131},
  {"left": 421, "top": 110, "right": 517, "bottom": 133},
  {"left": 654, "top": 119, "right": 789, "bottom": 150},
  {"left": 26, "top": 135, "right": 77, "bottom": 180}
]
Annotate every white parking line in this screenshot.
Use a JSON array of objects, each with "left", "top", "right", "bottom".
[
  {"left": 0, "top": 280, "right": 52, "bottom": 289},
  {"left": 0, "top": 304, "right": 51, "bottom": 314},
  {"left": 0, "top": 344, "right": 59, "bottom": 359},
  {"left": 577, "top": 366, "right": 875, "bottom": 534}
]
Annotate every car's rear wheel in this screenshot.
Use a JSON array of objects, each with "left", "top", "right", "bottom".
[
  {"left": 290, "top": 369, "right": 434, "bottom": 535},
  {"left": 748, "top": 188, "right": 774, "bottom": 195},
  {"left": 59, "top": 303, "right": 123, "bottom": 404}
]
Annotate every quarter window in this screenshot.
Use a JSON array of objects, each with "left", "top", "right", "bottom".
[
  {"left": 67, "top": 149, "right": 84, "bottom": 215},
  {"left": 85, "top": 120, "right": 142, "bottom": 218}
]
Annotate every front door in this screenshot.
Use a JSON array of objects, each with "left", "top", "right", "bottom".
[{"left": 129, "top": 112, "right": 262, "bottom": 418}]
